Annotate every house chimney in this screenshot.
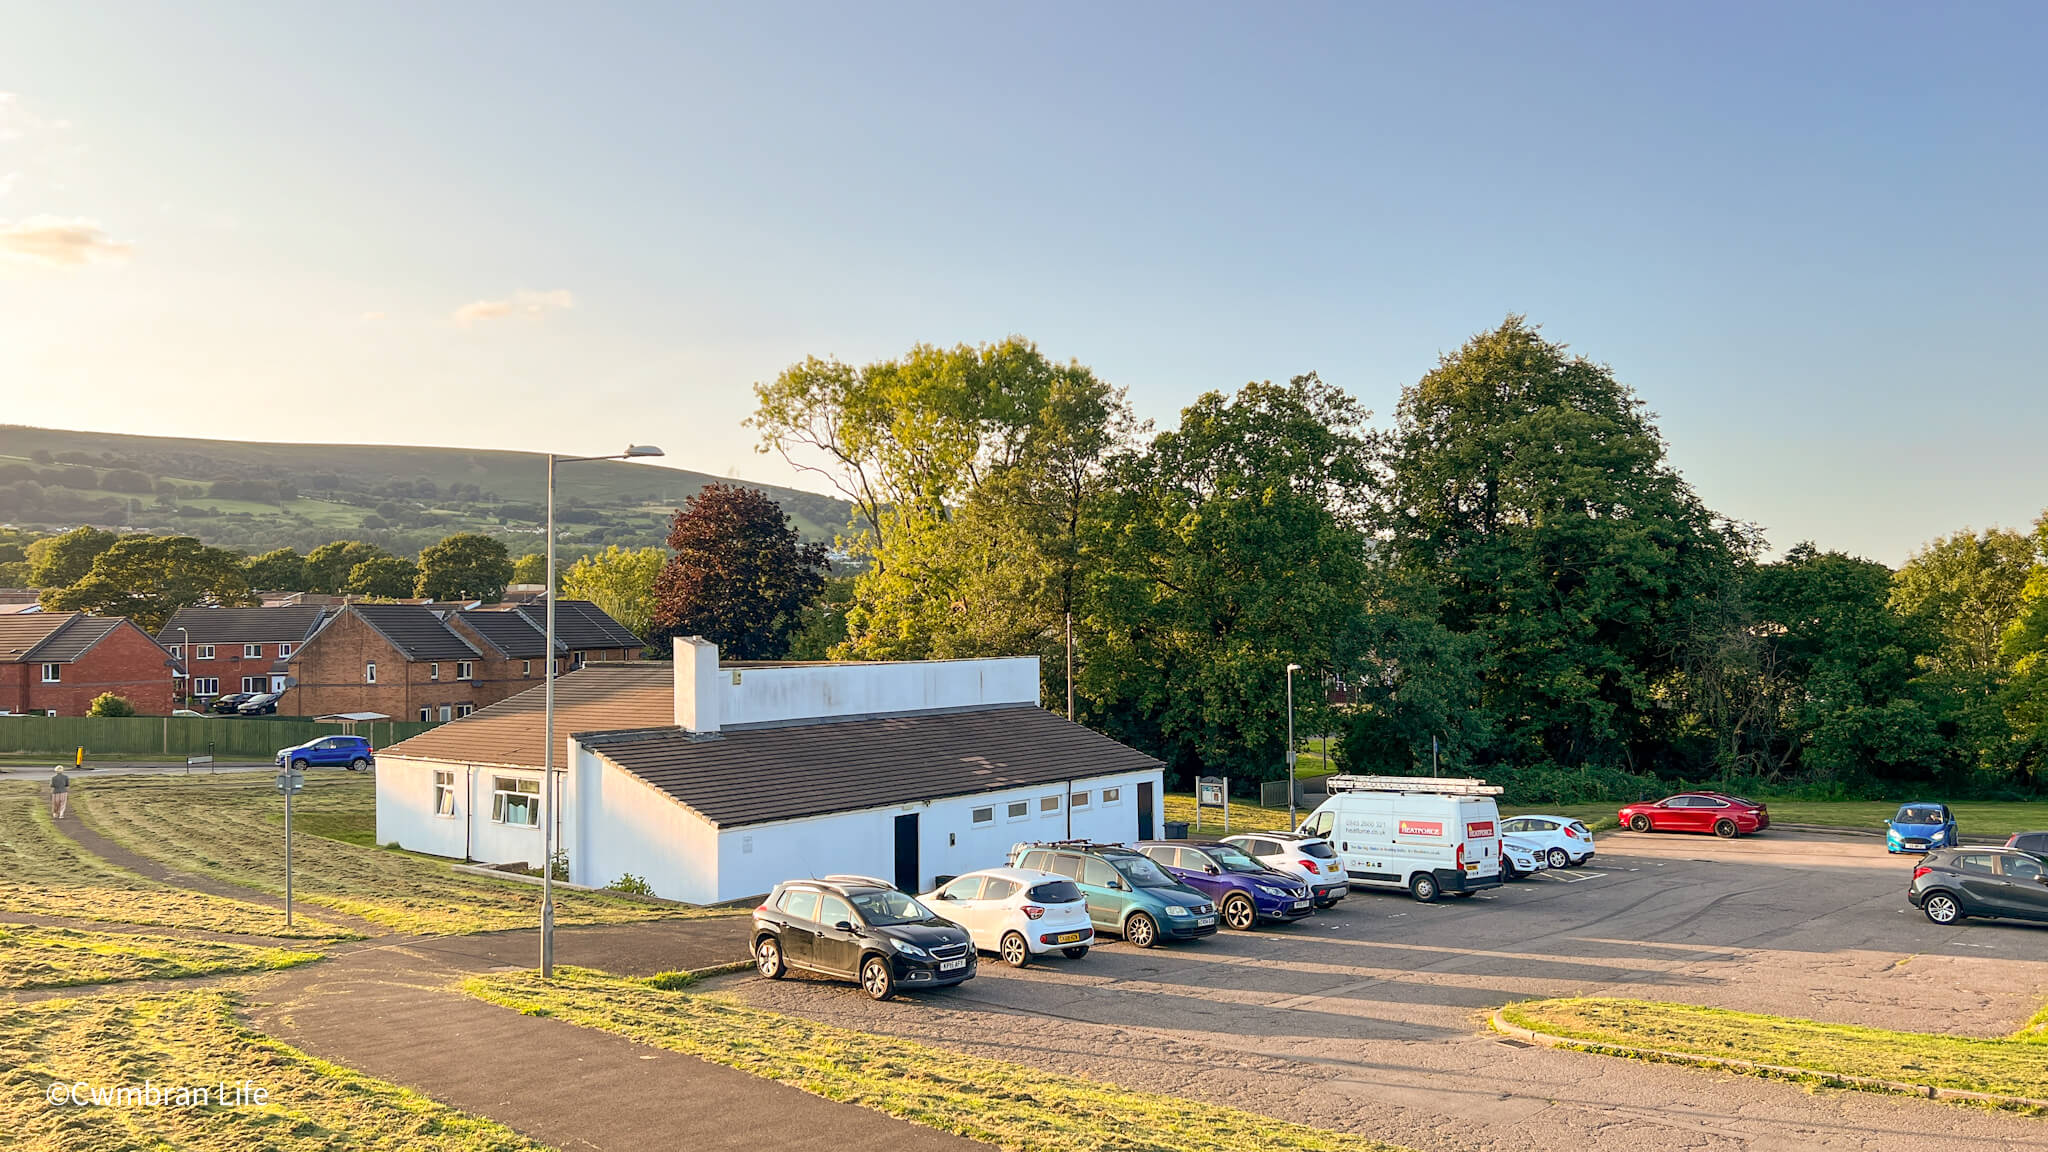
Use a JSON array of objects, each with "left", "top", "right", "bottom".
[{"left": 673, "top": 636, "right": 720, "bottom": 733}]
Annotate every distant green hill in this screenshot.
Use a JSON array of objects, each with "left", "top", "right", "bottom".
[{"left": 0, "top": 425, "right": 852, "bottom": 560}]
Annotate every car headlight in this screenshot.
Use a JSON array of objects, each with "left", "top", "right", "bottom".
[
  {"left": 1255, "top": 885, "right": 1291, "bottom": 898},
  {"left": 1164, "top": 905, "right": 1190, "bottom": 917},
  {"left": 1929, "top": 830, "right": 1946, "bottom": 843},
  {"left": 891, "top": 940, "right": 930, "bottom": 960}
]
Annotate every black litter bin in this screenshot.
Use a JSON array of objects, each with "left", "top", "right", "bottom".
[{"left": 1162, "top": 820, "right": 1190, "bottom": 840}]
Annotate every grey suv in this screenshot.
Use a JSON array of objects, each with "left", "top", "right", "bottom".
[{"left": 1908, "top": 847, "right": 2048, "bottom": 925}]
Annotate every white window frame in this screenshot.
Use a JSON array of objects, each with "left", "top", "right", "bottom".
[
  {"left": 196, "top": 644, "right": 215, "bottom": 660},
  {"left": 1100, "top": 787, "right": 1122, "bottom": 806},
  {"left": 428, "top": 663, "right": 439, "bottom": 681},
  {"left": 457, "top": 660, "right": 474, "bottom": 681},
  {"left": 243, "top": 643, "right": 263, "bottom": 659},
  {"left": 492, "top": 776, "right": 540, "bottom": 827},
  {"left": 1040, "top": 794, "right": 1061, "bottom": 815},
  {"left": 168, "top": 644, "right": 182, "bottom": 660},
  {"left": 438, "top": 705, "right": 452, "bottom": 723},
  {"left": 454, "top": 703, "right": 473, "bottom": 718},
  {"left": 365, "top": 661, "right": 377, "bottom": 684},
  {"left": 419, "top": 707, "right": 431, "bottom": 722},
  {"left": 40, "top": 663, "right": 60, "bottom": 683},
  {"left": 1006, "top": 799, "right": 1030, "bottom": 822},
  {"left": 971, "top": 806, "right": 994, "bottom": 826},
  {"left": 1071, "top": 790, "right": 1090, "bottom": 809},
  {"left": 522, "top": 660, "right": 532, "bottom": 677},
  {"left": 241, "top": 676, "right": 265, "bottom": 693},
  {"left": 433, "top": 770, "right": 457, "bottom": 818},
  {"left": 193, "top": 677, "right": 220, "bottom": 696},
  {"left": 277, "top": 642, "right": 293, "bottom": 658}
]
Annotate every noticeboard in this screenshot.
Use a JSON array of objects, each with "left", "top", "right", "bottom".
[{"left": 1197, "top": 778, "right": 1225, "bottom": 807}]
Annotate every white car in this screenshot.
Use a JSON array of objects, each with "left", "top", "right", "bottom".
[
  {"left": 923, "top": 867, "right": 1094, "bottom": 967},
  {"left": 1499, "top": 835, "right": 1549, "bottom": 881},
  {"left": 1499, "top": 814, "right": 1597, "bottom": 868},
  {"left": 1220, "top": 832, "right": 1349, "bottom": 907}
]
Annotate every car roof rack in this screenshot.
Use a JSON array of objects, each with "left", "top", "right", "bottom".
[
  {"left": 816, "top": 874, "right": 895, "bottom": 889},
  {"left": 1010, "top": 839, "right": 1129, "bottom": 854},
  {"left": 1323, "top": 774, "right": 1503, "bottom": 797}
]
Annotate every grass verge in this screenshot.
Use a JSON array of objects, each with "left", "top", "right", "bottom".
[
  {"left": 0, "top": 784, "right": 349, "bottom": 939},
  {"left": 0, "top": 923, "right": 320, "bottom": 990},
  {"left": 75, "top": 775, "right": 730, "bottom": 936},
  {"left": 1750, "top": 799, "right": 2048, "bottom": 840},
  {"left": 1164, "top": 793, "right": 1620, "bottom": 835},
  {"left": 464, "top": 967, "right": 1410, "bottom": 1152},
  {"left": 0, "top": 990, "right": 553, "bottom": 1150},
  {"left": 1499, "top": 997, "right": 2048, "bottom": 1105}
]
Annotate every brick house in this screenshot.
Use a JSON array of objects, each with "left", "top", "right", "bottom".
[
  {"left": 158, "top": 606, "right": 331, "bottom": 705},
  {"left": 0, "top": 613, "right": 177, "bottom": 715},
  {"left": 280, "top": 600, "right": 640, "bottom": 723}
]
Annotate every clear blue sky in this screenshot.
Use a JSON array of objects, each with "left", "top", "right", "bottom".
[{"left": 2, "top": 2, "right": 2041, "bottom": 564}]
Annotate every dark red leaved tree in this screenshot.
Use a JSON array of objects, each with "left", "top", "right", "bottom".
[{"left": 652, "top": 483, "right": 828, "bottom": 659}]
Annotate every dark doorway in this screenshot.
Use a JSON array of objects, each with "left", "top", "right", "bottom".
[
  {"left": 1137, "top": 781, "right": 1154, "bottom": 840},
  {"left": 893, "top": 813, "right": 919, "bottom": 892}
]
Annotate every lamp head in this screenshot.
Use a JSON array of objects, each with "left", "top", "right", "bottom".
[
  {"left": 1286, "top": 663, "right": 1302, "bottom": 673},
  {"left": 622, "top": 444, "right": 665, "bottom": 458}
]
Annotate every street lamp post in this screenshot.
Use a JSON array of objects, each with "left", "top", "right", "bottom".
[
  {"left": 177, "top": 626, "right": 191, "bottom": 709},
  {"left": 541, "top": 444, "right": 663, "bottom": 979},
  {"left": 1285, "top": 663, "right": 1302, "bottom": 829}
]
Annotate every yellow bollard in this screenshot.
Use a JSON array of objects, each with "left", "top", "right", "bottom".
[{"left": 75, "top": 747, "right": 83, "bottom": 768}]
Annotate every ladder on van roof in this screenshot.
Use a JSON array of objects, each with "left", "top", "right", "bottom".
[{"left": 1323, "top": 774, "right": 1503, "bottom": 796}]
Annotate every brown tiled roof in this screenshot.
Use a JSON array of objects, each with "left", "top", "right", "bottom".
[
  {"left": 590, "top": 705, "right": 1163, "bottom": 829},
  {"left": 0, "top": 614, "right": 72, "bottom": 662},
  {"left": 379, "top": 664, "right": 675, "bottom": 767}
]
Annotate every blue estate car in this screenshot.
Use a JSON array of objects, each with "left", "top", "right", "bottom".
[
  {"left": 1886, "top": 802, "right": 1957, "bottom": 854},
  {"left": 1134, "top": 841, "right": 1315, "bottom": 931},
  {"left": 276, "top": 735, "right": 375, "bottom": 771}
]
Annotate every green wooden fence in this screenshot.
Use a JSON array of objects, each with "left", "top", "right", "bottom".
[{"left": 0, "top": 715, "right": 440, "bottom": 760}]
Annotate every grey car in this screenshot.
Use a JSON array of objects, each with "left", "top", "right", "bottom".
[{"left": 1908, "top": 847, "right": 2048, "bottom": 925}]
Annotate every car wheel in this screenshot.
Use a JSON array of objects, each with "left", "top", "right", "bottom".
[
  {"left": 1501, "top": 859, "right": 1520, "bottom": 882},
  {"left": 755, "top": 936, "right": 785, "bottom": 980},
  {"left": 1409, "top": 873, "right": 1439, "bottom": 902},
  {"left": 1222, "top": 894, "right": 1257, "bottom": 931},
  {"left": 291, "top": 758, "right": 309, "bottom": 770},
  {"left": 1000, "top": 931, "right": 1032, "bottom": 968},
  {"left": 1629, "top": 814, "right": 1652, "bottom": 833},
  {"left": 1714, "top": 819, "right": 1738, "bottom": 839},
  {"left": 860, "top": 955, "right": 896, "bottom": 1000},
  {"left": 1061, "top": 946, "right": 1090, "bottom": 960},
  {"left": 1547, "top": 847, "right": 1570, "bottom": 869},
  {"left": 1923, "top": 892, "right": 1965, "bottom": 925},
  {"left": 1124, "top": 912, "right": 1159, "bottom": 948},
  {"left": 350, "top": 757, "right": 369, "bottom": 771},
  {"left": 1314, "top": 897, "right": 1340, "bottom": 909}
]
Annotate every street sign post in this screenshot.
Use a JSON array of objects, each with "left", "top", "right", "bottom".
[
  {"left": 186, "top": 754, "right": 211, "bottom": 776},
  {"left": 275, "top": 769, "right": 304, "bottom": 927}
]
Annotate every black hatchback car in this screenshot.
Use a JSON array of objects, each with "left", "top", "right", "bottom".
[
  {"left": 1908, "top": 847, "right": 2048, "bottom": 925},
  {"left": 753, "top": 875, "right": 976, "bottom": 1000}
]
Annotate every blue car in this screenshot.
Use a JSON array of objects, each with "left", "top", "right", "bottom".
[
  {"left": 1886, "top": 802, "right": 1956, "bottom": 854},
  {"left": 1133, "top": 841, "right": 1315, "bottom": 931},
  {"left": 276, "top": 735, "right": 375, "bottom": 771}
]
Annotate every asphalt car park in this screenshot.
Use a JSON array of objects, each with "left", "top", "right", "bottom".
[{"left": 729, "top": 830, "right": 2048, "bottom": 1152}]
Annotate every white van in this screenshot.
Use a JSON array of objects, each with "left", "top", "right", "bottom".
[{"left": 1296, "top": 776, "right": 1503, "bottom": 902}]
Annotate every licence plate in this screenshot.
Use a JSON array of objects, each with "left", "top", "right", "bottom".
[
  {"left": 1292, "top": 900, "right": 1310, "bottom": 910},
  {"left": 939, "top": 958, "right": 966, "bottom": 971},
  {"left": 1465, "top": 863, "right": 1480, "bottom": 871},
  {"left": 1054, "top": 931, "right": 1085, "bottom": 944},
  {"left": 1196, "top": 916, "right": 1216, "bottom": 927}
]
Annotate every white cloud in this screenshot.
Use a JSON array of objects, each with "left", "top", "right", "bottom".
[
  {"left": 452, "top": 289, "right": 575, "bottom": 328},
  {"left": 0, "top": 215, "right": 132, "bottom": 266}
]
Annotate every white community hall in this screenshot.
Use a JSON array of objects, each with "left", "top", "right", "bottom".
[{"left": 374, "top": 640, "right": 1167, "bottom": 905}]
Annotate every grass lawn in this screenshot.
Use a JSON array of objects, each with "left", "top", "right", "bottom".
[
  {"left": 464, "top": 967, "right": 1411, "bottom": 1152},
  {"left": 1751, "top": 799, "right": 2048, "bottom": 840},
  {"left": 0, "top": 784, "right": 349, "bottom": 939},
  {"left": 76, "top": 775, "right": 731, "bottom": 936},
  {"left": 1500, "top": 997, "right": 2048, "bottom": 1105},
  {"left": 0, "top": 923, "right": 319, "bottom": 990},
  {"left": 0, "top": 990, "right": 553, "bottom": 1150}
]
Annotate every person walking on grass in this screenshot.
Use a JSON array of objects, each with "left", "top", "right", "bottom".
[{"left": 49, "top": 766, "right": 70, "bottom": 819}]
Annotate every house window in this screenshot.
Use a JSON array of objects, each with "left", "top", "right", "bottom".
[
  {"left": 492, "top": 777, "right": 540, "bottom": 826},
  {"left": 278, "top": 643, "right": 293, "bottom": 658},
  {"left": 40, "top": 663, "right": 60, "bottom": 683},
  {"left": 457, "top": 661, "right": 473, "bottom": 680},
  {"left": 522, "top": 660, "right": 532, "bottom": 677},
  {"left": 454, "top": 703, "right": 474, "bottom": 718},
  {"left": 1071, "top": 791, "right": 1090, "bottom": 809},
  {"left": 433, "top": 770, "right": 456, "bottom": 817},
  {"left": 193, "top": 677, "right": 219, "bottom": 696},
  {"left": 1040, "top": 795, "right": 1061, "bottom": 814},
  {"left": 1101, "top": 787, "right": 1121, "bottom": 806},
  {"left": 419, "top": 707, "right": 431, "bottom": 722},
  {"left": 428, "top": 663, "right": 439, "bottom": 680},
  {"left": 243, "top": 644, "right": 263, "bottom": 659},
  {"left": 196, "top": 645, "right": 215, "bottom": 660},
  {"left": 971, "top": 806, "right": 994, "bottom": 826},
  {"left": 242, "top": 676, "right": 265, "bottom": 693},
  {"left": 365, "top": 662, "right": 377, "bottom": 683},
  {"left": 168, "top": 645, "right": 182, "bottom": 659},
  {"left": 1006, "top": 800, "right": 1029, "bottom": 821},
  {"left": 438, "top": 705, "right": 452, "bottom": 723}
]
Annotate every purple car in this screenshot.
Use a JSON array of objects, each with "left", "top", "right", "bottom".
[{"left": 1134, "top": 841, "right": 1315, "bottom": 931}]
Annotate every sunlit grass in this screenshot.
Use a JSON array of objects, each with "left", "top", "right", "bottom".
[{"left": 0, "top": 923, "right": 319, "bottom": 989}]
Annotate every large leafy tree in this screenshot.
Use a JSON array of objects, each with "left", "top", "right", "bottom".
[
  {"left": 42, "top": 535, "right": 259, "bottom": 631},
  {"left": 1999, "top": 515, "right": 2048, "bottom": 781},
  {"left": 414, "top": 533, "right": 514, "bottom": 602},
  {"left": 1890, "top": 527, "right": 2036, "bottom": 678},
  {"left": 561, "top": 545, "right": 664, "bottom": 639},
  {"left": 25, "top": 526, "right": 119, "bottom": 588},
  {"left": 1379, "top": 317, "right": 1736, "bottom": 776},
  {"left": 243, "top": 547, "right": 306, "bottom": 591},
  {"left": 652, "top": 484, "right": 827, "bottom": 659},
  {"left": 511, "top": 552, "right": 548, "bottom": 586},
  {"left": 345, "top": 555, "right": 421, "bottom": 599},
  {"left": 303, "top": 541, "right": 390, "bottom": 594}
]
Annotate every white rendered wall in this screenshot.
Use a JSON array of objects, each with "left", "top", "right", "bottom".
[
  {"left": 374, "top": 757, "right": 469, "bottom": 859},
  {"left": 673, "top": 645, "right": 1041, "bottom": 733},
  {"left": 567, "top": 740, "right": 720, "bottom": 904}
]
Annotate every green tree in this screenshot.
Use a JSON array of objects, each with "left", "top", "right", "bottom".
[
  {"left": 561, "top": 546, "right": 663, "bottom": 639},
  {"left": 414, "top": 533, "right": 514, "bottom": 602},
  {"left": 25, "top": 526, "right": 119, "bottom": 588},
  {"left": 243, "top": 547, "right": 306, "bottom": 590},
  {"left": 652, "top": 484, "right": 827, "bottom": 659},
  {"left": 303, "top": 541, "right": 389, "bottom": 594},
  {"left": 86, "top": 693, "right": 136, "bottom": 717},
  {"left": 512, "top": 552, "right": 548, "bottom": 586},
  {"left": 1890, "top": 527, "right": 2036, "bottom": 678},
  {"left": 787, "top": 575, "right": 855, "bottom": 660},
  {"left": 345, "top": 555, "right": 421, "bottom": 599},
  {"left": 41, "top": 535, "right": 259, "bottom": 631}
]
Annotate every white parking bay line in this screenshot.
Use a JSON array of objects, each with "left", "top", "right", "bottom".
[{"left": 1532, "top": 871, "right": 1607, "bottom": 884}]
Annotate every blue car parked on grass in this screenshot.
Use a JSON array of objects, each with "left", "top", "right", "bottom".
[
  {"left": 1886, "top": 802, "right": 1956, "bottom": 854},
  {"left": 275, "top": 735, "right": 375, "bottom": 772}
]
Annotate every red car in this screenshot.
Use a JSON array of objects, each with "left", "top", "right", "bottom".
[{"left": 1617, "top": 792, "right": 1769, "bottom": 838}]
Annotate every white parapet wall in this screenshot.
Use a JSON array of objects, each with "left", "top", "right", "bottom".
[{"left": 672, "top": 638, "right": 1040, "bottom": 733}]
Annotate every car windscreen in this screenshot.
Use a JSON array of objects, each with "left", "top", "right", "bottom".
[
  {"left": 1207, "top": 844, "right": 1269, "bottom": 873},
  {"left": 1025, "top": 880, "right": 1084, "bottom": 903},
  {"left": 1299, "top": 841, "right": 1337, "bottom": 859},
  {"left": 848, "top": 890, "right": 932, "bottom": 926},
  {"left": 1110, "top": 854, "right": 1179, "bottom": 888},
  {"left": 1895, "top": 806, "right": 1944, "bottom": 825}
]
